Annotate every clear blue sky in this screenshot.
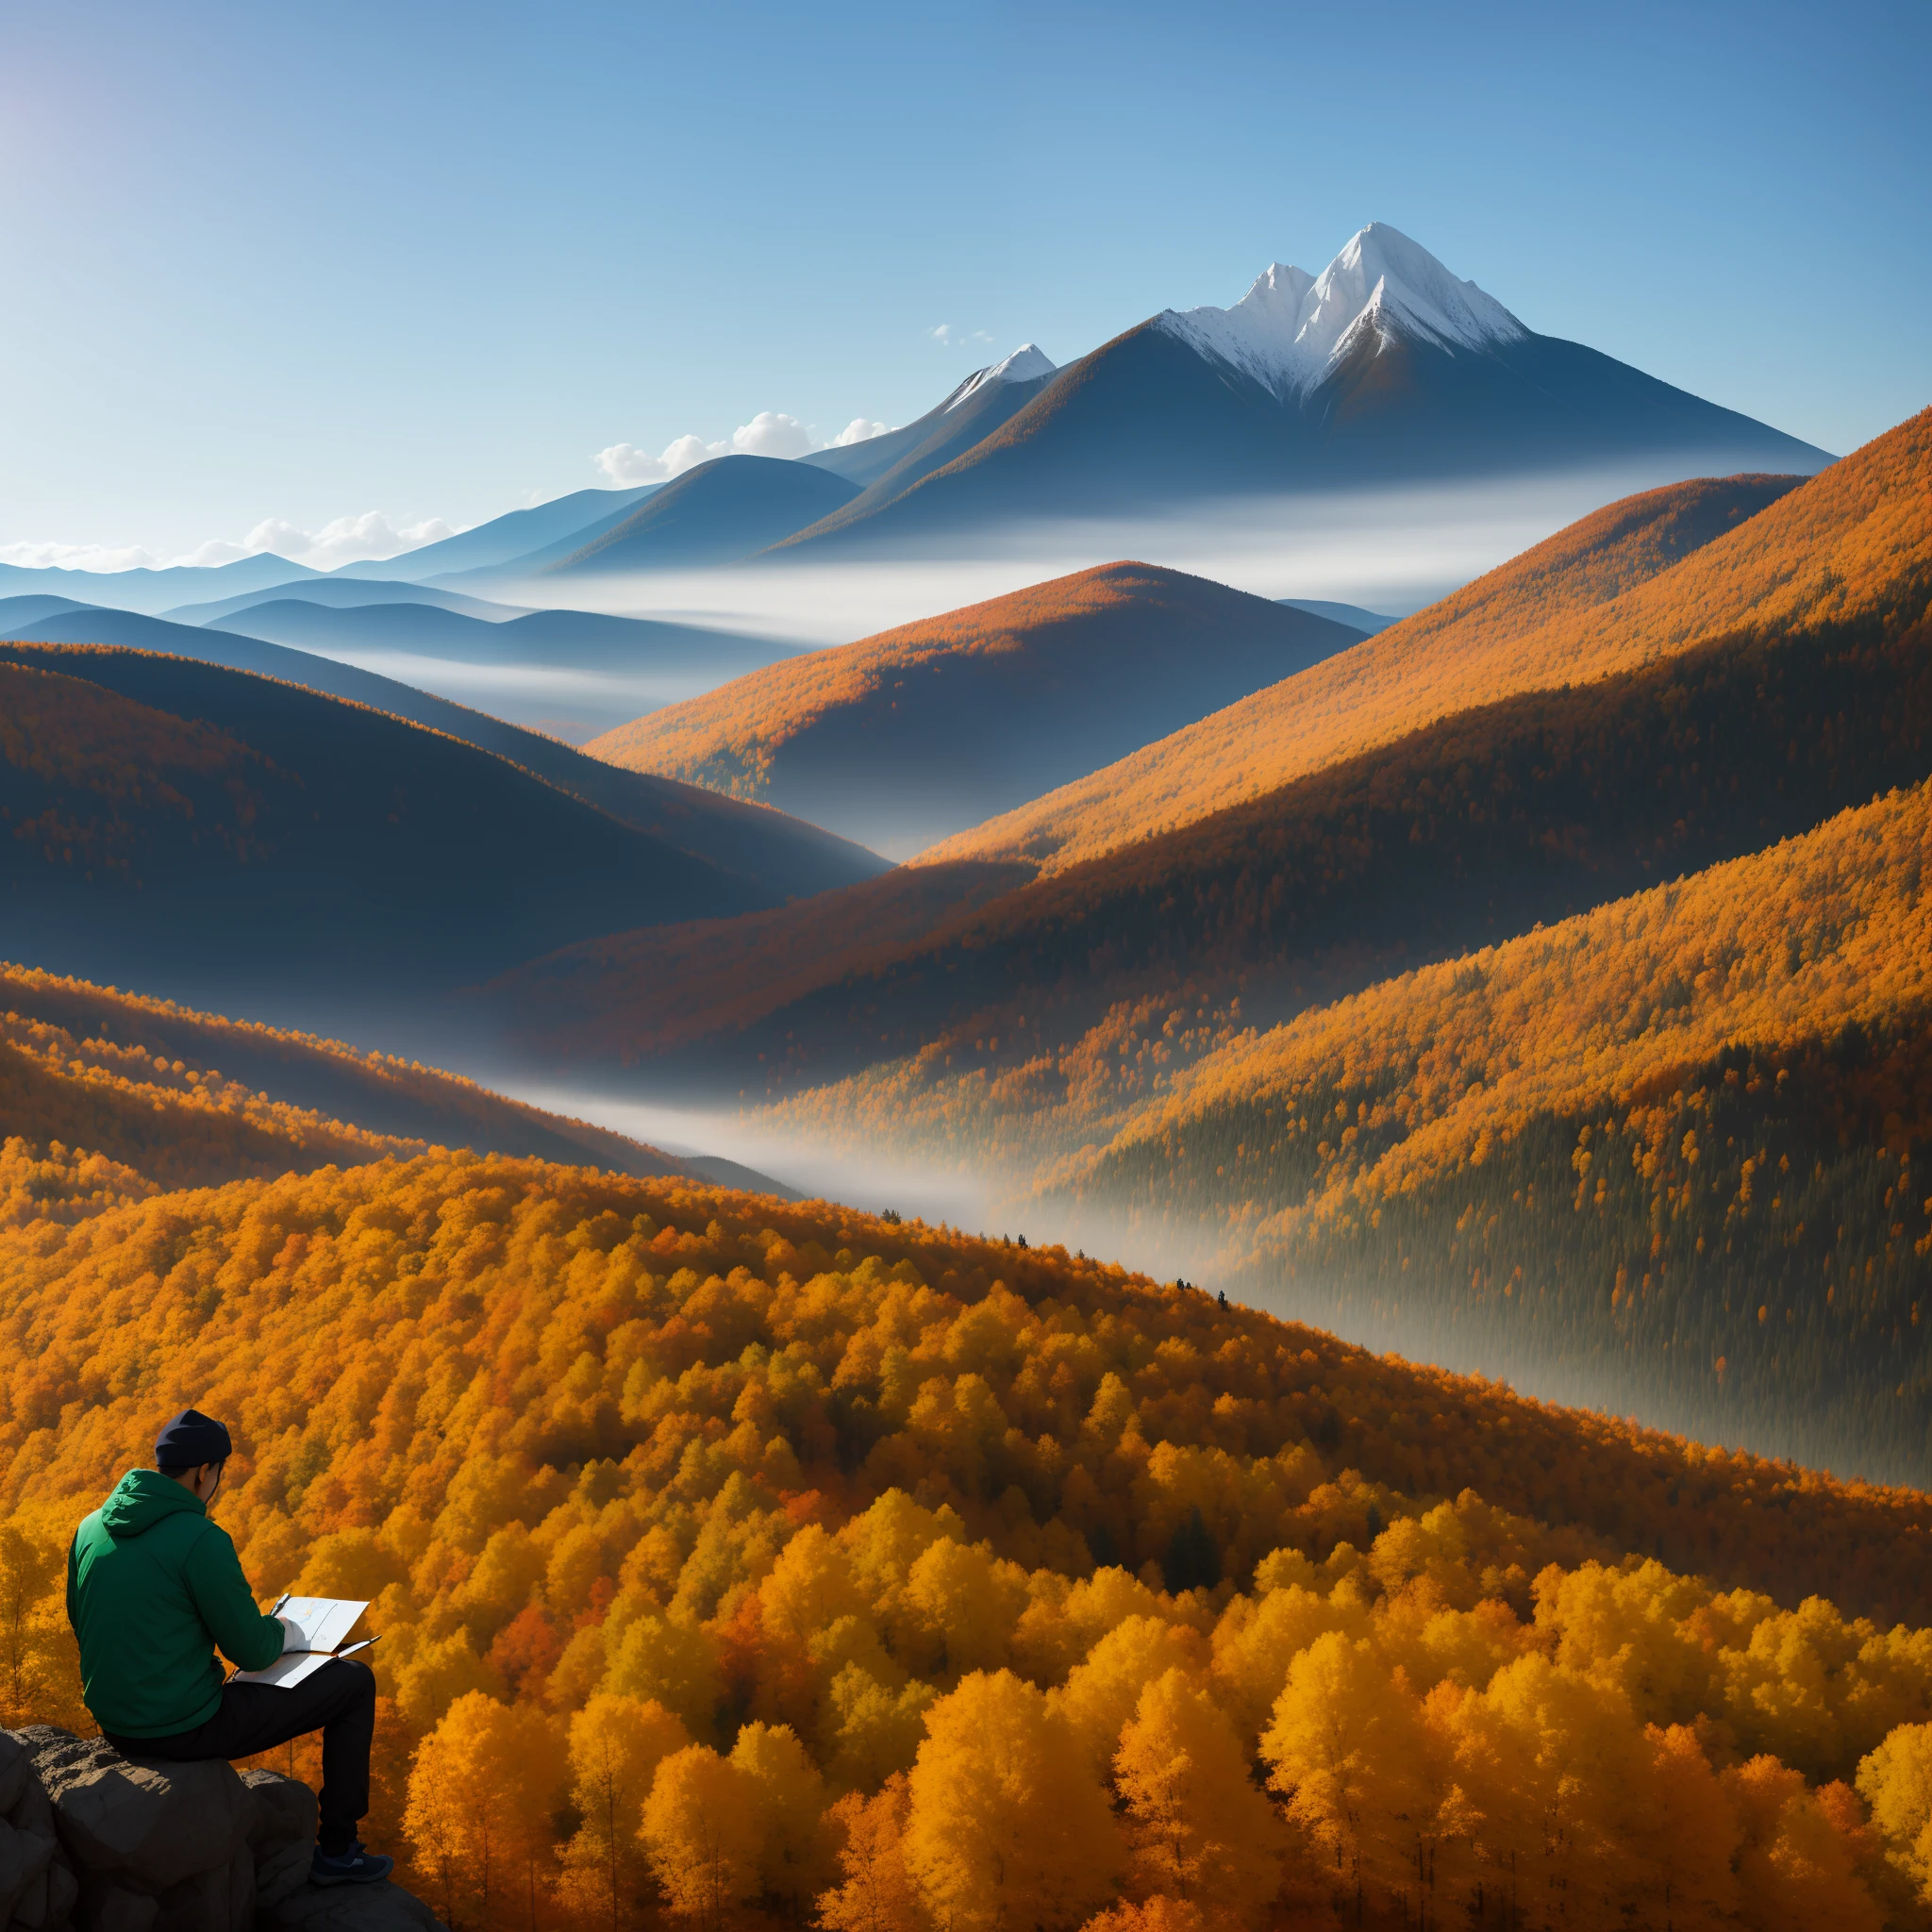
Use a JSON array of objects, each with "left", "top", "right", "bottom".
[{"left": 3, "top": 0, "right": 1925, "bottom": 565}]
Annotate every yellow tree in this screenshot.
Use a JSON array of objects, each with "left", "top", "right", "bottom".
[
  {"left": 1077, "top": 1903, "right": 1205, "bottom": 1932},
  {"left": 1446, "top": 1654, "right": 1643, "bottom": 1932},
  {"left": 1857, "top": 1721, "right": 1932, "bottom": 1904},
  {"left": 1620, "top": 1724, "right": 1740, "bottom": 1932},
  {"left": 1051, "top": 1616, "right": 1205, "bottom": 1777},
  {"left": 1259, "top": 1632, "right": 1427, "bottom": 1922},
  {"left": 905, "top": 1669, "right": 1122, "bottom": 1932},
  {"left": 404, "top": 1691, "right": 567, "bottom": 1930},
  {"left": 729, "top": 1721, "right": 835, "bottom": 1921},
  {"left": 0, "top": 1511, "right": 82, "bottom": 1729},
  {"left": 1724, "top": 1755, "right": 1883, "bottom": 1932},
  {"left": 1114, "top": 1667, "right": 1284, "bottom": 1925},
  {"left": 641, "top": 1744, "right": 762, "bottom": 1930},
  {"left": 558, "top": 1694, "right": 692, "bottom": 1931},
  {"left": 816, "top": 1774, "right": 927, "bottom": 1932}
]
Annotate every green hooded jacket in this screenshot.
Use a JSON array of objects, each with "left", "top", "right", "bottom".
[{"left": 66, "top": 1469, "right": 286, "bottom": 1737}]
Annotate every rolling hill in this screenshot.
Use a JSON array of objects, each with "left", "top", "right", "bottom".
[
  {"left": 1047, "top": 773, "right": 1932, "bottom": 1485},
  {"left": 0, "top": 622, "right": 885, "bottom": 901},
  {"left": 769, "top": 226, "right": 1831, "bottom": 558},
  {"left": 923, "top": 445, "right": 1903, "bottom": 874},
  {"left": 0, "top": 963, "right": 711, "bottom": 1202},
  {"left": 487, "top": 413, "right": 1932, "bottom": 1485},
  {"left": 0, "top": 643, "right": 781, "bottom": 1012},
  {"left": 491, "top": 468, "right": 1827, "bottom": 1077},
  {"left": 547, "top": 454, "right": 860, "bottom": 575},
  {"left": 166, "top": 576, "right": 525, "bottom": 626},
  {"left": 584, "top": 563, "right": 1364, "bottom": 854}
]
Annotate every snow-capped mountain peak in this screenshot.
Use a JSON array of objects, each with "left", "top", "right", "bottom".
[
  {"left": 945, "top": 343, "right": 1057, "bottom": 412},
  {"left": 1158, "top": 224, "right": 1525, "bottom": 398}
]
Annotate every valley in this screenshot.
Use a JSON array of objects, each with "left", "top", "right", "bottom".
[{"left": 7, "top": 184, "right": 1931, "bottom": 1932}]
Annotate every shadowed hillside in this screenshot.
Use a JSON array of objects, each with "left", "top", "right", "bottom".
[
  {"left": 586, "top": 563, "right": 1361, "bottom": 854},
  {"left": 0, "top": 624, "right": 886, "bottom": 900},
  {"left": 0, "top": 645, "right": 765, "bottom": 1008}
]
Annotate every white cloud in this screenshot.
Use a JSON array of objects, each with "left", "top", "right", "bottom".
[
  {"left": 4, "top": 513, "right": 458, "bottom": 576},
  {"left": 929, "top": 325, "right": 992, "bottom": 348},
  {"left": 729, "top": 411, "right": 814, "bottom": 460},
  {"left": 0, "top": 539, "right": 164, "bottom": 572},
  {"left": 594, "top": 409, "right": 895, "bottom": 485}
]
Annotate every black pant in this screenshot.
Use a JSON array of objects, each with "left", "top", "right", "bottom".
[{"left": 106, "top": 1657, "right": 375, "bottom": 1853}]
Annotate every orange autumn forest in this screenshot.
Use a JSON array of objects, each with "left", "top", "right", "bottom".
[{"left": 5, "top": 112, "right": 1932, "bottom": 1932}]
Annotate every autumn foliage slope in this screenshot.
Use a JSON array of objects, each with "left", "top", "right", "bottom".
[
  {"left": 585, "top": 564, "right": 1360, "bottom": 852},
  {"left": 7, "top": 1153, "right": 1932, "bottom": 1928},
  {"left": 0, "top": 963, "right": 714, "bottom": 1216}
]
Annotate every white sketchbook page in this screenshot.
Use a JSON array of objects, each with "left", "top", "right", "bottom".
[
  {"left": 274, "top": 1596, "right": 368, "bottom": 1655},
  {"left": 231, "top": 1650, "right": 341, "bottom": 1690}
]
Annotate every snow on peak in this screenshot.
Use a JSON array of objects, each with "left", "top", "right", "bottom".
[
  {"left": 945, "top": 342, "right": 1058, "bottom": 411},
  {"left": 1158, "top": 225, "right": 1524, "bottom": 398}
]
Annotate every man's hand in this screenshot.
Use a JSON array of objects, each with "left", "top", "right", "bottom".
[{"left": 276, "top": 1615, "right": 306, "bottom": 1655}]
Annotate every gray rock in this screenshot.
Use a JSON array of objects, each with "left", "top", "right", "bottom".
[
  {"left": 28, "top": 1736, "right": 248, "bottom": 1893},
  {"left": 0, "top": 1728, "right": 436, "bottom": 1932},
  {"left": 0, "top": 1814, "right": 56, "bottom": 1921},
  {"left": 259, "top": 1881, "right": 446, "bottom": 1932},
  {"left": 240, "top": 1773, "right": 317, "bottom": 1851},
  {"left": 73, "top": 1880, "right": 154, "bottom": 1930},
  {"left": 0, "top": 1735, "right": 28, "bottom": 1817}
]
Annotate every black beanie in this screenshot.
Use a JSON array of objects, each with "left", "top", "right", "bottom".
[{"left": 155, "top": 1408, "right": 233, "bottom": 1471}]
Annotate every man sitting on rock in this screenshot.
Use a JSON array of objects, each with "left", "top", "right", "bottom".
[{"left": 65, "top": 1407, "right": 392, "bottom": 1888}]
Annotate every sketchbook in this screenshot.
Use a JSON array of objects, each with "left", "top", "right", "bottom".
[{"left": 230, "top": 1595, "right": 376, "bottom": 1690}]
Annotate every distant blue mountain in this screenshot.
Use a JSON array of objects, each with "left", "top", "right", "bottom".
[
  {"left": 1277, "top": 598, "right": 1394, "bottom": 635},
  {"left": 0, "top": 551, "right": 319, "bottom": 615},
  {"left": 333, "top": 485, "right": 658, "bottom": 581},
  {"left": 167, "top": 577, "right": 525, "bottom": 626},
  {"left": 545, "top": 456, "right": 860, "bottom": 575}
]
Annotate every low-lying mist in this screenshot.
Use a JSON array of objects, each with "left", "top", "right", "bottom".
[{"left": 483, "top": 460, "right": 1742, "bottom": 646}]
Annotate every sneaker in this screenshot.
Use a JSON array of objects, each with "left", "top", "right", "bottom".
[{"left": 311, "top": 1841, "right": 394, "bottom": 1886}]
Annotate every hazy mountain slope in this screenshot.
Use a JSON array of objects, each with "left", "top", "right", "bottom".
[
  {"left": 584, "top": 563, "right": 1361, "bottom": 853},
  {"left": 0, "top": 646, "right": 762, "bottom": 1005},
  {"left": 777, "top": 347, "right": 1059, "bottom": 543},
  {"left": 0, "top": 622, "right": 884, "bottom": 901},
  {"left": 167, "top": 577, "right": 523, "bottom": 625},
  {"left": 549, "top": 455, "right": 859, "bottom": 574},
  {"left": 0, "top": 551, "right": 319, "bottom": 615},
  {"left": 1279, "top": 598, "right": 1390, "bottom": 634},
  {"left": 0, "top": 964, "right": 704, "bottom": 1199},
  {"left": 1049, "top": 776, "right": 1932, "bottom": 1484},
  {"left": 924, "top": 446, "right": 1900, "bottom": 874},
  {"left": 498, "top": 541, "right": 1932, "bottom": 1109},
  {"left": 797, "top": 349, "right": 1050, "bottom": 491},
  {"left": 206, "top": 597, "right": 795, "bottom": 676},
  {"left": 331, "top": 483, "right": 656, "bottom": 580},
  {"left": 774, "top": 226, "right": 1829, "bottom": 558},
  {"left": 186, "top": 596, "right": 808, "bottom": 737},
  {"left": 481, "top": 857, "right": 1036, "bottom": 1070}
]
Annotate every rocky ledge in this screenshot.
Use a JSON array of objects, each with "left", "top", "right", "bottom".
[{"left": 0, "top": 1728, "right": 441, "bottom": 1932}]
